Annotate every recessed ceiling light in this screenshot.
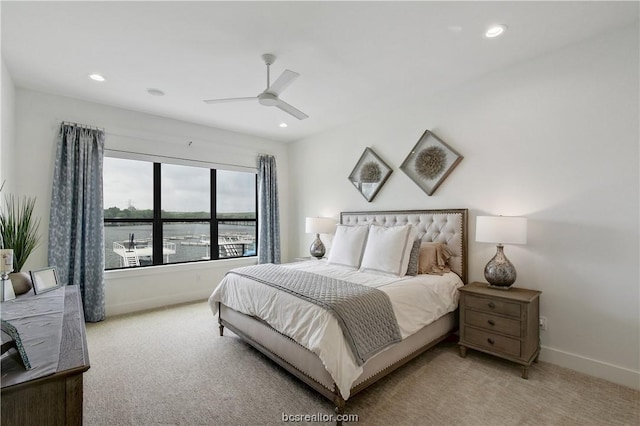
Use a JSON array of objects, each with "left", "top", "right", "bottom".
[
  {"left": 485, "top": 24, "right": 507, "bottom": 38},
  {"left": 147, "top": 88, "right": 165, "bottom": 96},
  {"left": 89, "top": 73, "right": 106, "bottom": 82},
  {"left": 279, "top": 123, "right": 288, "bottom": 128}
]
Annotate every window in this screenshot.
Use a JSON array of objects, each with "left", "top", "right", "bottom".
[
  {"left": 217, "top": 170, "right": 258, "bottom": 259},
  {"left": 104, "top": 157, "right": 257, "bottom": 270}
]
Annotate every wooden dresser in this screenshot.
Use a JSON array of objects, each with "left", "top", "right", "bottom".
[
  {"left": 1, "top": 285, "right": 90, "bottom": 425},
  {"left": 458, "top": 281, "right": 541, "bottom": 379}
]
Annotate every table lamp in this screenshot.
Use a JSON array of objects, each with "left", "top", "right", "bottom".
[
  {"left": 0, "top": 249, "right": 16, "bottom": 301},
  {"left": 476, "top": 216, "right": 527, "bottom": 289},
  {"left": 305, "top": 217, "right": 335, "bottom": 259}
]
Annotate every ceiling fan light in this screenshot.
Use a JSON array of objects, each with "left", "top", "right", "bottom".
[{"left": 258, "top": 93, "right": 279, "bottom": 106}]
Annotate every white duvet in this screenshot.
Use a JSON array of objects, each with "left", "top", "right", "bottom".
[{"left": 208, "top": 260, "right": 463, "bottom": 399}]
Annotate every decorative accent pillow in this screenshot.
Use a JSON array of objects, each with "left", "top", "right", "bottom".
[
  {"left": 360, "top": 224, "right": 415, "bottom": 276},
  {"left": 327, "top": 225, "right": 370, "bottom": 269},
  {"left": 405, "top": 239, "right": 422, "bottom": 276},
  {"left": 418, "top": 242, "right": 453, "bottom": 275}
]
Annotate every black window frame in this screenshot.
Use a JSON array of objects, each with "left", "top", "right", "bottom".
[{"left": 104, "top": 160, "right": 258, "bottom": 270}]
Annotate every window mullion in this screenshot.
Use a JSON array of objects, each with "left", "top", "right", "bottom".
[
  {"left": 211, "top": 169, "right": 219, "bottom": 260},
  {"left": 152, "top": 163, "right": 163, "bottom": 265}
]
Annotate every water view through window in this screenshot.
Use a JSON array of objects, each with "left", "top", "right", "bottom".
[{"left": 104, "top": 157, "right": 257, "bottom": 270}]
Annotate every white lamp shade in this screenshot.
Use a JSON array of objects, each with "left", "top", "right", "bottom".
[
  {"left": 476, "top": 216, "right": 527, "bottom": 245},
  {"left": 305, "top": 217, "right": 335, "bottom": 234}
]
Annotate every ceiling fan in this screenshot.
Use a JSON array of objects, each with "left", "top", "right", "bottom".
[{"left": 203, "top": 53, "right": 309, "bottom": 120}]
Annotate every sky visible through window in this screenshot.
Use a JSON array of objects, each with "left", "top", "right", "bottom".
[{"left": 103, "top": 157, "right": 255, "bottom": 213}]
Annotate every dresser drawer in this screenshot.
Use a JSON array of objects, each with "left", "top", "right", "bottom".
[
  {"left": 464, "top": 294, "right": 521, "bottom": 318},
  {"left": 465, "top": 310, "right": 521, "bottom": 337},
  {"left": 464, "top": 327, "right": 521, "bottom": 358}
]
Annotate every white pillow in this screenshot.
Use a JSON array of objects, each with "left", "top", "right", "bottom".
[
  {"left": 327, "top": 225, "right": 369, "bottom": 269},
  {"left": 360, "top": 224, "right": 416, "bottom": 276}
]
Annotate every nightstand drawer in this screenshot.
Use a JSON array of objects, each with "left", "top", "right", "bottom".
[
  {"left": 464, "top": 327, "right": 521, "bottom": 357},
  {"left": 465, "top": 310, "right": 521, "bottom": 337},
  {"left": 464, "top": 294, "right": 521, "bottom": 318}
]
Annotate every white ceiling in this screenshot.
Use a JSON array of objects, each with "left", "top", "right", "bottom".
[{"left": 2, "top": 1, "right": 638, "bottom": 143}]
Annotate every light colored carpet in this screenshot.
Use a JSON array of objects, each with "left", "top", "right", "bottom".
[{"left": 84, "top": 301, "right": 639, "bottom": 425}]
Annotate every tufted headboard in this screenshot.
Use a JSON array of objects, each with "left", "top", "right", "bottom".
[{"left": 340, "top": 209, "right": 468, "bottom": 284}]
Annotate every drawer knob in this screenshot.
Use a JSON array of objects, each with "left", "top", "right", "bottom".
[
  {"left": 487, "top": 319, "right": 495, "bottom": 326},
  {"left": 487, "top": 338, "right": 495, "bottom": 345},
  {"left": 488, "top": 302, "right": 496, "bottom": 309}
]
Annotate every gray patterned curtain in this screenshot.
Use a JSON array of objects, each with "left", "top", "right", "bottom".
[
  {"left": 257, "top": 155, "right": 281, "bottom": 264},
  {"left": 48, "top": 123, "right": 105, "bottom": 322}
]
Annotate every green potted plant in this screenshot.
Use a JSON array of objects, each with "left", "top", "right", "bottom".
[{"left": 0, "top": 194, "right": 41, "bottom": 294}]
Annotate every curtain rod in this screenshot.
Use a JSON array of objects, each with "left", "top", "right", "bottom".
[
  {"left": 106, "top": 129, "right": 274, "bottom": 158},
  {"left": 59, "top": 122, "right": 278, "bottom": 161},
  {"left": 59, "top": 121, "right": 267, "bottom": 170},
  {"left": 61, "top": 121, "right": 105, "bottom": 131},
  {"left": 105, "top": 148, "right": 257, "bottom": 172}
]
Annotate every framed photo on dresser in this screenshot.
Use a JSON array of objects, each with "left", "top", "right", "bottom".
[{"left": 30, "top": 267, "right": 61, "bottom": 294}]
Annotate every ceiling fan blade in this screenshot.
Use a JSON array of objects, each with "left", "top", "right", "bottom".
[
  {"left": 267, "top": 70, "right": 299, "bottom": 96},
  {"left": 275, "top": 99, "right": 308, "bottom": 120},
  {"left": 203, "top": 97, "right": 256, "bottom": 104}
]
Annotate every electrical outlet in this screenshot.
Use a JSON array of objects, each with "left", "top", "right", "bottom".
[{"left": 539, "top": 316, "right": 547, "bottom": 331}]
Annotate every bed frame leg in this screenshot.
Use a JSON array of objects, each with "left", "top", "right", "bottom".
[
  {"left": 334, "top": 395, "right": 345, "bottom": 426},
  {"left": 218, "top": 302, "right": 224, "bottom": 336},
  {"left": 335, "top": 405, "right": 343, "bottom": 426}
]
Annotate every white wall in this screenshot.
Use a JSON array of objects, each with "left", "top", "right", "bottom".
[
  {"left": 1, "top": 58, "right": 15, "bottom": 194},
  {"left": 12, "top": 89, "right": 290, "bottom": 316},
  {"left": 288, "top": 25, "right": 639, "bottom": 389}
]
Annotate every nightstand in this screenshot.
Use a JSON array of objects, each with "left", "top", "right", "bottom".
[
  {"left": 458, "top": 282, "right": 541, "bottom": 379},
  {"left": 293, "top": 256, "right": 325, "bottom": 261}
]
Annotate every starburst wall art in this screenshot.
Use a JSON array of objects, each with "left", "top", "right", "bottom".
[
  {"left": 400, "top": 130, "right": 463, "bottom": 196},
  {"left": 348, "top": 147, "right": 393, "bottom": 202}
]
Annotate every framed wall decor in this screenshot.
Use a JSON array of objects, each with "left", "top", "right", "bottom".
[
  {"left": 348, "top": 147, "right": 393, "bottom": 202},
  {"left": 30, "top": 267, "right": 61, "bottom": 294},
  {"left": 400, "top": 130, "right": 463, "bottom": 196}
]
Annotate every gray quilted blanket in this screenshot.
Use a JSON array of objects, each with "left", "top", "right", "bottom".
[{"left": 228, "top": 263, "right": 402, "bottom": 365}]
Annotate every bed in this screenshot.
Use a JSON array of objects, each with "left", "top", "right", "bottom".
[{"left": 209, "top": 209, "right": 468, "bottom": 421}]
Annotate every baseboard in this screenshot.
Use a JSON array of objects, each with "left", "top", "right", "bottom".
[{"left": 540, "top": 345, "right": 639, "bottom": 390}]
